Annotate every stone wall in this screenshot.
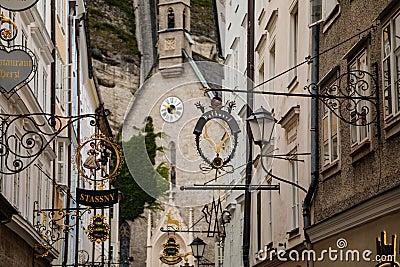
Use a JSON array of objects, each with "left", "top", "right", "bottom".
[
  {"left": 314, "top": 0, "right": 400, "bottom": 222},
  {"left": 0, "top": 225, "right": 50, "bottom": 267}
]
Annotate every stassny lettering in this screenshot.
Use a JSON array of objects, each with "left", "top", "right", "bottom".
[{"left": 79, "top": 193, "right": 116, "bottom": 203}]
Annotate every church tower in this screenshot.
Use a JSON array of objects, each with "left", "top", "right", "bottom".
[{"left": 158, "top": 0, "right": 192, "bottom": 70}]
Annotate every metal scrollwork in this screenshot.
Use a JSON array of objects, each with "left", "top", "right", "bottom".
[
  {"left": 33, "top": 201, "right": 91, "bottom": 258},
  {"left": 0, "top": 13, "right": 18, "bottom": 42},
  {"left": 305, "top": 69, "right": 378, "bottom": 126},
  {"left": 0, "top": 112, "right": 109, "bottom": 175},
  {"left": 75, "top": 133, "right": 123, "bottom": 182}
]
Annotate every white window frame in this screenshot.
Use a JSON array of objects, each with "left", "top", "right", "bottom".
[
  {"left": 57, "top": 140, "right": 68, "bottom": 184},
  {"left": 382, "top": 12, "right": 400, "bottom": 119},
  {"left": 322, "top": 74, "right": 339, "bottom": 166},
  {"left": 349, "top": 49, "right": 370, "bottom": 146},
  {"left": 289, "top": 2, "right": 299, "bottom": 82},
  {"left": 289, "top": 155, "right": 299, "bottom": 230}
]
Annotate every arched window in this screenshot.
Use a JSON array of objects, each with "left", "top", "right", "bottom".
[
  {"left": 183, "top": 9, "right": 187, "bottom": 29},
  {"left": 169, "top": 141, "right": 176, "bottom": 186},
  {"left": 119, "top": 222, "right": 131, "bottom": 267},
  {"left": 168, "top": 8, "right": 175, "bottom": 28}
]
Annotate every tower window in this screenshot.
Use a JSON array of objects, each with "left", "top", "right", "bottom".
[
  {"left": 183, "top": 9, "right": 187, "bottom": 29},
  {"left": 168, "top": 8, "right": 175, "bottom": 28}
]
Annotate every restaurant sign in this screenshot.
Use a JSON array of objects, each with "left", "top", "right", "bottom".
[
  {"left": 0, "top": 0, "right": 39, "bottom": 11},
  {"left": 76, "top": 188, "right": 119, "bottom": 207},
  {"left": 0, "top": 48, "right": 36, "bottom": 96}
]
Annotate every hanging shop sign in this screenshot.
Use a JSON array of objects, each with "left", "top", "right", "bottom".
[
  {"left": 76, "top": 188, "right": 119, "bottom": 207},
  {"left": 76, "top": 133, "right": 122, "bottom": 182},
  {"left": 160, "top": 235, "right": 183, "bottom": 265},
  {"left": 193, "top": 103, "right": 240, "bottom": 173},
  {"left": 87, "top": 215, "right": 111, "bottom": 243},
  {"left": 0, "top": 47, "right": 37, "bottom": 96},
  {"left": 0, "top": 0, "right": 39, "bottom": 11}
]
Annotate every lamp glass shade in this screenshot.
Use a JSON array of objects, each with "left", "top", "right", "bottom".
[
  {"left": 190, "top": 237, "right": 206, "bottom": 259},
  {"left": 247, "top": 106, "right": 275, "bottom": 146}
]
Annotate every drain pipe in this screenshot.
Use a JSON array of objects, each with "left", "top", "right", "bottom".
[{"left": 302, "top": 0, "right": 320, "bottom": 240}]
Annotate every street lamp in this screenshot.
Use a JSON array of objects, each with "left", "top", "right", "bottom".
[
  {"left": 246, "top": 106, "right": 276, "bottom": 146},
  {"left": 190, "top": 237, "right": 206, "bottom": 267},
  {"left": 247, "top": 107, "right": 308, "bottom": 193}
]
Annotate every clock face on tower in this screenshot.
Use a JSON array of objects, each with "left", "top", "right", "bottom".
[{"left": 160, "top": 96, "right": 184, "bottom": 123}]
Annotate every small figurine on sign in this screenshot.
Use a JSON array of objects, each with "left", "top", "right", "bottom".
[
  {"left": 97, "top": 141, "right": 112, "bottom": 178},
  {"left": 82, "top": 142, "right": 99, "bottom": 178}
]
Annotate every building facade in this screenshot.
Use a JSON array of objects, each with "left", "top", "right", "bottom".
[
  {"left": 0, "top": 0, "right": 117, "bottom": 266},
  {"left": 307, "top": 0, "right": 400, "bottom": 266},
  {"left": 216, "top": 0, "right": 313, "bottom": 266}
]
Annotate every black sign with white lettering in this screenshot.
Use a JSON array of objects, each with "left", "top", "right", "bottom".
[
  {"left": 193, "top": 109, "right": 240, "bottom": 136},
  {"left": 76, "top": 188, "right": 118, "bottom": 207}
]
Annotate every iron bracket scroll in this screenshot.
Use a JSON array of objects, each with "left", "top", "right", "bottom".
[
  {"left": 305, "top": 69, "right": 379, "bottom": 126},
  {"left": 0, "top": 111, "right": 110, "bottom": 175},
  {"left": 33, "top": 201, "right": 92, "bottom": 258}
]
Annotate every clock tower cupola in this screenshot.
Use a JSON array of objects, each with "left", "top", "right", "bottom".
[{"left": 158, "top": 0, "right": 192, "bottom": 70}]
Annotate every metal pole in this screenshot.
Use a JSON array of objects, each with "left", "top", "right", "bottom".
[{"left": 243, "top": 0, "right": 255, "bottom": 266}]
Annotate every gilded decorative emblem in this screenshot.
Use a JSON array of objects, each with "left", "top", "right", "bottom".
[
  {"left": 87, "top": 215, "right": 111, "bottom": 243},
  {"left": 75, "top": 133, "right": 122, "bottom": 182},
  {"left": 165, "top": 38, "right": 176, "bottom": 50},
  {"left": 160, "top": 235, "right": 183, "bottom": 265}
]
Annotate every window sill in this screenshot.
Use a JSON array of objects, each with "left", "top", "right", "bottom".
[
  {"left": 384, "top": 114, "right": 400, "bottom": 139},
  {"left": 287, "top": 227, "right": 300, "bottom": 239},
  {"left": 349, "top": 140, "right": 372, "bottom": 163},
  {"left": 321, "top": 160, "right": 340, "bottom": 181}
]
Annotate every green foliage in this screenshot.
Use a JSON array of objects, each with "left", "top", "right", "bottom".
[
  {"left": 191, "top": 0, "right": 215, "bottom": 39},
  {"left": 86, "top": 0, "right": 139, "bottom": 56},
  {"left": 112, "top": 117, "right": 169, "bottom": 220}
]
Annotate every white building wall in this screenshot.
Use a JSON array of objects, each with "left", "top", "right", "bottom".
[{"left": 219, "top": 0, "right": 312, "bottom": 266}]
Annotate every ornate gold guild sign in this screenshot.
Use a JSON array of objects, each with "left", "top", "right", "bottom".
[
  {"left": 76, "top": 134, "right": 122, "bottom": 182},
  {"left": 160, "top": 235, "right": 183, "bottom": 265},
  {"left": 87, "top": 215, "right": 111, "bottom": 243}
]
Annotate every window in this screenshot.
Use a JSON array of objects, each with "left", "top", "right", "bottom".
[
  {"left": 37, "top": 163, "right": 43, "bottom": 205},
  {"left": 33, "top": 54, "right": 39, "bottom": 97},
  {"left": 266, "top": 179, "right": 272, "bottom": 243},
  {"left": 382, "top": 13, "right": 400, "bottom": 118},
  {"left": 289, "top": 156, "right": 299, "bottom": 229},
  {"left": 290, "top": 4, "right": 298, "bottom": 81},
  {"left": 269, "top": 44, "right": 276, "bottom": 91},
  {"left": 42, "top": 0, "right": 47, "bottom": 26},
  {"left": 57, "top": 141, "right": 67, "bottom": 184},
  {"left": 183, "top": 9, "right": 187, "bottom": 29},
  {"left": 322, "top": 74, "right": 339, "bottom": 165},
  {"left": 257, "top": 191, "right": 262, "bottom": 250},
  {"left": 168, "top": 8, "right": 175, "bottom": 28},
  {"left": 169, "top": 141, "right": 176, "bottom": 186},
  {"left": 349, "top": 50, "right": 369, "bottom": 145},
  {"left": 43, "top": 69, "right": 48, "bottom": 112},
  {"left": 21, "top": 30, "right": 28, "bottom": 50},
  {"left": 56, "top": 55, "right": 66, "bottom": 112},
  {"left": 25, "top": 167, "right": 31, "bottom": 219},
  {"left": 13, "top": 137, "right": 21, "bottom": 207},
  {"left": 258, "top": 63, "right": 265, "bottom": 86}
]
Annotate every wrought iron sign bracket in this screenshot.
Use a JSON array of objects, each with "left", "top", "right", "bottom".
[
  {"left": 204, "top": 68, "right": 380, "bottom": 127},
  {"left": 0, "top": 111, "right": 110, "bottom": 175},
  {"left": 33, "top": 201, "right": 92, "bottom": 258}
]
